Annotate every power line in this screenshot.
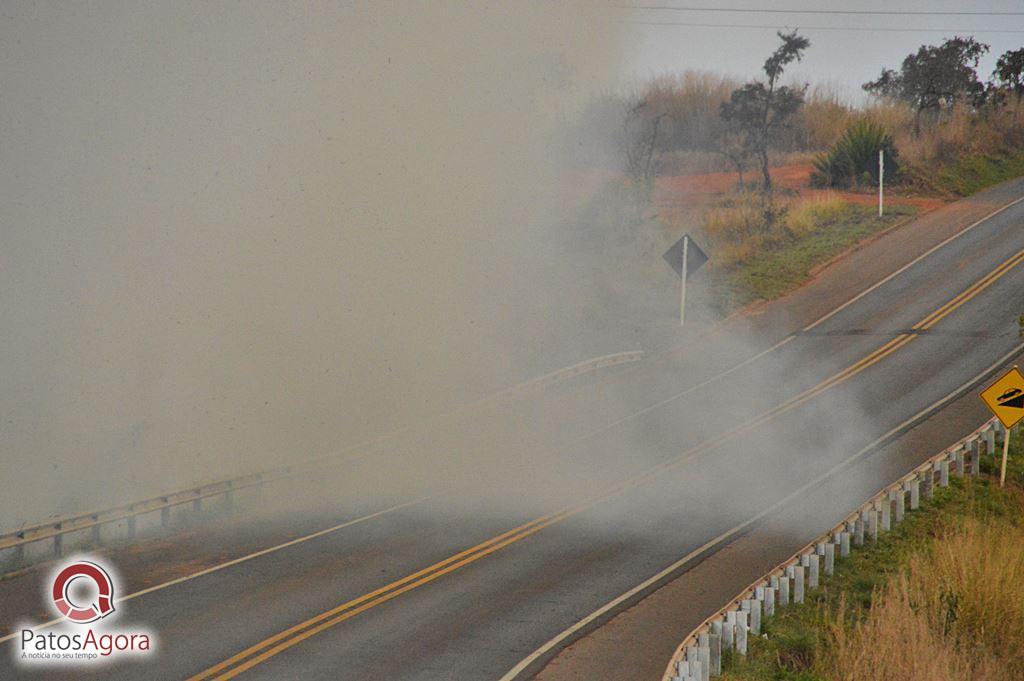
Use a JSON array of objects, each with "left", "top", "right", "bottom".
[
  {"left": 625, "top": 20, "right": 1024, "bottom": 34},
  {"left": 623, "top": 5, "right": 1024, "bottom": 16}
]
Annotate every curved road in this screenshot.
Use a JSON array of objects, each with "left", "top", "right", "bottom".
[{"left": 3, "top": 182, "right": 1024, "bottom": 680}]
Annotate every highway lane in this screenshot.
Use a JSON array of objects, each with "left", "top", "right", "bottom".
[{"left": 3, "top": 188, "right": 1024, "bottom": 680}]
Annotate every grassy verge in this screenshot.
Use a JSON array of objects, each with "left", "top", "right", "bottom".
[
  {"left": 701, "top": 198, "right": 916, "bottom": 312},
  {"left": 719, "top": 427, "right": 1024, "bottom": 681},
  {"left": 914, "top": 152, "right": 1024, "bottom": 197}
]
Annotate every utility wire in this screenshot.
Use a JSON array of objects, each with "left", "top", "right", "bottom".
[
  {"left": 626, "top": 20, "right": 1024, "bottom": 34},
  {"left": 622, "top": 5, "right": 1024, "bottom": 16}
]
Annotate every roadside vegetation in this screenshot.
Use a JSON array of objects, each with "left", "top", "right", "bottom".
[
  {"left": 571, "top": 36, "right": 1024, "bottom": 316},
  {"left": 697, "top": 198, "right": 915, "bottom": 311},
  {"left": 718, "top": 428, "right": 1024, "bottom": 681}
]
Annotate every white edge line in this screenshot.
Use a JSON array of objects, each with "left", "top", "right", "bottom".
[
  {"left": 0, "top": 496, "right": 431, "bottom": 645},
  {"left": 499, "top": 340, "right": 1024, "bottom": 681},
  {"left": 593, "top": 193, "right": 1024, "bottom": 434},
  {"left": 800, "top": 194, "right": 1024, "bottom": 332},
  {"left": 6, "top": 196, "right": 1020, "bottom": 652}
]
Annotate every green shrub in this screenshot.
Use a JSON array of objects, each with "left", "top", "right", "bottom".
[{"left": 811, "top": 120, "right": 899, "bottom": 188}]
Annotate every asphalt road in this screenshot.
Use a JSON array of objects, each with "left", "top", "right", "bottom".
[{"left": 3, "top": 183, "right": 1024, "bottom": 680}]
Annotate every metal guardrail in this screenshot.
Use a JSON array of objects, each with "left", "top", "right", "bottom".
[
  {"left": 0, "top": 350, "right": 644, "bottom": 564},
  {"left": 663, "top": 417, "right": 1007, "bottom": 681}
]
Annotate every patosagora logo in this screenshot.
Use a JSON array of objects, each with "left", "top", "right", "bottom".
[
  {"left": 51, "top": 561, "right": 115, "bottom": 623},
  {"left": 17, "top": 557, "right": 153, "bottom": 666}
]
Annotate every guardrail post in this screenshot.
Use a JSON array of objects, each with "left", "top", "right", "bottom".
[
  {"left": 971, "top": 440, "right": 981, "bottom": 476},
  {"left": 779, "top": 574, "right": 790, "bottom": 606},
  {"left": 910, "top": 479, "right": 920, "bottom": 510},
  {"left": 675, "top": 659, "right": 690, "bottom": 679},
  {"left": 763, "top": 586, "right": 775, "bottom": 618},
  {"left": 735, "top": 611, "right": 748, "bottom": 656},
  {"left": 793, "top": 566, "right": 805, "bottom": 604},
  {"left": 824, "top": 542, "right": 835, "bottom": 575},
  {"left": 840, "top": 531, "right": 850, "bottom": 557},
  {"left": 698, "top": 633, "right": 711, "bottom": 681},
  {"left": 880, "top": 500, "right": 891, "bottom": 531},
  {"left": 854, "top": 518, "right": 865, "bottom": 547},
  {"left": 750, "top": 599, "right": 763, "bottom": 635},
  {"left": 955, "top": 449, "right": 966, "bottom": 477},
  {"left": 808, "top": 554, "right": 820, "bottom": 588},
  {"left": 940, "top": 459, "right": 950, "bottom": 487},
  {"left": 894, "top": 490, "right": 905, "bottom": 524},
  {"left": 707, "top": 631, "right": 721, "bottom": 676},
  {"left": 723, "top": 613, "right": 735, "bottom": 650},
  {"left": 923, "top": 469, "right": 934, "bottom": 501},
  {"left": 986, "top": 426, "right": 996, "bottom": 457},
  {"left": 867, "top": 509, "right": 878, "bottom": 542},
  {"left": 685, "top": 646, "right": 700, "bottom": 681}
]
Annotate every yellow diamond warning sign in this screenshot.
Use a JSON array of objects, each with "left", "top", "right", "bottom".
[{"left": 980, "top": 365, "right": 1024, "bottom": 429}]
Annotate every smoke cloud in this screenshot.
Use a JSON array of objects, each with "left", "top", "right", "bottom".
[{"left": 0, "top": 2, "right": 624, "bottom": 526}]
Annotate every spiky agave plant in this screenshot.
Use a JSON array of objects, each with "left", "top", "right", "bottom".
[{"left": 811, "top": 119, "right": 899, "bottom": 188}]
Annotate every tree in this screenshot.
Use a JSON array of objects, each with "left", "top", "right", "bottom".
[
  {"left": 720, "top": 31, "right": 810, "bottom": 193},
  {"left": 622, "top": 99, "right": 669, "bottom": 188},
  {"left": 863, "top": 37, "right": 989, "bottom": 134},
  {"left": 993, "top": 48, "right": 1024, "bottom": 113}
]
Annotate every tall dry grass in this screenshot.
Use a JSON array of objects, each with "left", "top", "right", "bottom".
[
  {"left": 701, "top": 192, "right": 851, "bottom": 267},
  {"left": 822, "top": 515, "right": 1024, "bottom": 681}
]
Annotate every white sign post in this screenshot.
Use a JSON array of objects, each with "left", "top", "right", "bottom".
[
  {"left": 680, "top": 235, "right": 689, "bottom": 327},
  {"left": 878, "top": 149, "right": 884, "bottom": 217},
  {"left": 663, "top": 233, "right": 707, "bottom": 329}
]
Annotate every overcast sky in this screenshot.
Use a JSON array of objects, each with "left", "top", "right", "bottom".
[{"left": 614, "top": 1, "right": 1024, "bottom": 102}]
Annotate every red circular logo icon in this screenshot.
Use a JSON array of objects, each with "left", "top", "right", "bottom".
[{"left": 51, "top": 561, "right": 115, "bottom": 623}]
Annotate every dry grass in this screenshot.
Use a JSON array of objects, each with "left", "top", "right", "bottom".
[
  {"left": 821, "top": 516, "right": 1024, "bottom": 681},
  {"left": 701, "top": 192, "right": 854, "bottom": 268}
]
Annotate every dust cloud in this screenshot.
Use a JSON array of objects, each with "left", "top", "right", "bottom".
[{"left": 0, "top": 2, "right": 625, "bottom": 527}]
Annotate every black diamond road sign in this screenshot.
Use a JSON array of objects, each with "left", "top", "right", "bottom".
[{"left": 663, "top": 233, "right": 708, "bottom": 279}]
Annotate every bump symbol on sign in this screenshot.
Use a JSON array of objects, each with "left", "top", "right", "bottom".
[
  {"left": 997, "top": 388, "right": 1024, "bottom": 410},
  {"left": 980, "top": 365, "right": 1024, "bottom": 429}
]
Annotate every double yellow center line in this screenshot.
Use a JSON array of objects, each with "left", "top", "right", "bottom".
[{"left": 190, "top": 244, "right": 1024, "bottom": 680}]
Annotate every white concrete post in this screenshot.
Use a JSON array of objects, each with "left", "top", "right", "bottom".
[
  {"left": 854, "top": 518, "right": 865, "bottom": 547},
  {"left": 749, "top": 600, "right": 761, "bottom": 635},
  {"left": 910, "top": 479, "right": 920, "bottom": 510},
  {"left": 894, "top": 491, "right": 905, "bottom": 524},
  {"left": 840, "top": 531, "right": 850, "bottom": 557},
  {"left": 735, "top": 612, "right": 748, "bottom": 656},
  {"left": 880, "top": 501, "right": 891, "bottom": 531},
  {"left": 986, "top": 426, "right": 996, "bottom": 457},
  {"left": 686, "top": 646, "right": 700, "bottom": 681},
  {"left": 940, "top": 459, "right": 950, "bottom": 487},
  {"left": 779, "top": 575, "right": 790, "bottom": 606},
  {"left": 793, "top": 566, "right": 805, "bottom": 604},
  {"left": 708, "top": 632, "right": 721, "bottom": 676},
  {"left": 867, "top": 509, "right": 878, "bottom": 542},
  {"left": 824, "top": 542, "right": 835, "bottom": 575},
  {"left": 763, "top": 586, "right": 775, "bottom": 618},
  {"left": 724, "top": 613, "right": 736, "bottom": 650},
  {"left": 808, "top": 554, "right": 819, "bottom": 588},
  {"left": 956, "top": 449, "right": 965, "bottom": 477},
  {"left": 698, "top": 633, "right": 711, "bottom": 681}
]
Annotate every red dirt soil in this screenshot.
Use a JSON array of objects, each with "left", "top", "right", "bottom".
[{"left": 654, "top": 163, "right": 945, "bottom": 213}]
